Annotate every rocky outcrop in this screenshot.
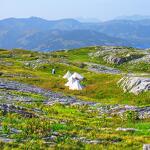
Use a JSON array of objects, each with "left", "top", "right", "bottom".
[
  {"left": 89, "top": 46, "right": 145, "bottom": 65},
  {"left": 143, "top": 144, "right": 150, "bottom": 150},
  {"left": 104, "top": 55, "right": 127, "bottom": 65},
  {"left": 24, "top": 59, "right": 50, "bottom": 69},
  {"left": 118, "top": 76, "right": 150, "bottom": 95},
  {"left": 89, "top": 46, "right": 128, "bottom": 58},
  {"left": 104, "top": 54, "right": 143, "bottom": 65},
  {"left": 109, "top": 105, "right": 150, "bottom": 119},
  {"left": 129, "top": 54, "right": 150, "bottom": 64}
]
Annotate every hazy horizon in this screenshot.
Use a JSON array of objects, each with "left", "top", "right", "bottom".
[
  {"left": 1, "top": 0, "right": 150, "bottom": 21},
  {"left": 1, "top": 15, "right": 150, "bottom": 23}
]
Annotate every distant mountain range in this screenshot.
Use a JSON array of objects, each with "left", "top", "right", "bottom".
[
  {"left": 76, "top": 17, "right": 101, "bottom": 23},
  {"left": 115, "top": 15, "right": 150, "bottom": 21},
  {"left": 1, "top": 17, "right": 150, "bottom": 51}
]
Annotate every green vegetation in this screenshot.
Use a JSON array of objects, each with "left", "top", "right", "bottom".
[
  {"left": 0, "top": 103, "right": 150, "bottom": 149},
  {"left": 0, "top": 47, "right": 150, "bottom": 149},
  {"left": 0, "top": 47, "right": 150, "bottom": 106},
  {"left": 52, "top": 47, "right": 150, "bottom": 74}
]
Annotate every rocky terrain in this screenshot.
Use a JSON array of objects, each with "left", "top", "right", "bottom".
[
  {"left": 0, "top": 46, "right": 150, "bottom": 149},
  {"left": 129, "top": 54, "right": 150, "bottom": 64},
  {"left": 85, "top": 62, "right": 122, "bottom": 74},
  {"left": 0, "top": 78, "right": 149, "bottom": 118},
  {"left": 118, "top": 76, "right": 150, "bottom": 95},
  {"left": 89, "top": 46, "right": 147, "bottom": 65},
  {"left": 0, "top": 77, "right": 150, "bottom": 148}
]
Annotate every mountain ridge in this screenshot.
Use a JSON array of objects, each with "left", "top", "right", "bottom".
[{"left": 1, "top": 17, "right": 150, "bottom": 51}]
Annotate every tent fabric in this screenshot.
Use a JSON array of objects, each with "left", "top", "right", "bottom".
[
  {"left": 71, "top": 72, "right": 84, "bottom": 81},
  {"left": 64, "top": 72, "right": 84, "bottom": 90},
  {"left": 69, "top": 80, "right": 83, "bottom": 90},
  {"left": 63, "top": 71, "right": 72, "bottom": 79},
  {"left": 65, "top": 76, "right": 76, "bottom": 87}
]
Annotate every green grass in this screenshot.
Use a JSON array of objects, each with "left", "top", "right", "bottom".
[
  {"left": 0, "top": 47, "right": 150, "bottom": 149},
  {"left": 1, "top": 48, "right": 150, "bottom": 106},
  {"left": 51, "top": 46, "right": 150, "bottom": 73},
  {"left": 0, "top": 103, "right": 149, "bottom": 149}
]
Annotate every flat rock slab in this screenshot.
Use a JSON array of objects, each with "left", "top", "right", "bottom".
[
  {"left": 73, "top": 136, "right": 121, "bottom": 144},
  {"left": 116, "top": 128, "right": 138, "bottom": 132},
  {"left": 85, "top": 62, "right": 121, "bottom": 74},
  {"left": 0, "top": 137, "right": 15, "bottom": 143}
]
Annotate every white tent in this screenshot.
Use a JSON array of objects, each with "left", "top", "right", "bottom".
[
  {"left": 63, "top": 71, "right": 72, "bottom": 79},
  {"left": 65, "top": 76, "right": 76, "bottom": 87},
  {"left": 69, "top": 80, "right": 83, "bottom": 90},
  {"left": 71, "top": 72, "right": 84, "bottom": 81}
]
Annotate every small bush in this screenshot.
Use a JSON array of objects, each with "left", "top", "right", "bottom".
[{"left": 123, "top": 111, "right": 139, "bottom": 123}]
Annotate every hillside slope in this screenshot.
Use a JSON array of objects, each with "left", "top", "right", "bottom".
[{"left": 0, "top": 46, "right": 150, "bottom": 149}]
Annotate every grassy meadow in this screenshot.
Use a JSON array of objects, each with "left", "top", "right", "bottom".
[{"left": 0, "top": 47, "right": 150, "bottom": 149}]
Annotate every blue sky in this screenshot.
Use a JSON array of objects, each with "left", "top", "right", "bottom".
[{"left": 0, "top": 0, "right": 150, "bottom": 21}]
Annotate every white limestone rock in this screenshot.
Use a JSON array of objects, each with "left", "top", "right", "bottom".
[{"left": 118, "top": 76, "right": 150, "bottom": 95}]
